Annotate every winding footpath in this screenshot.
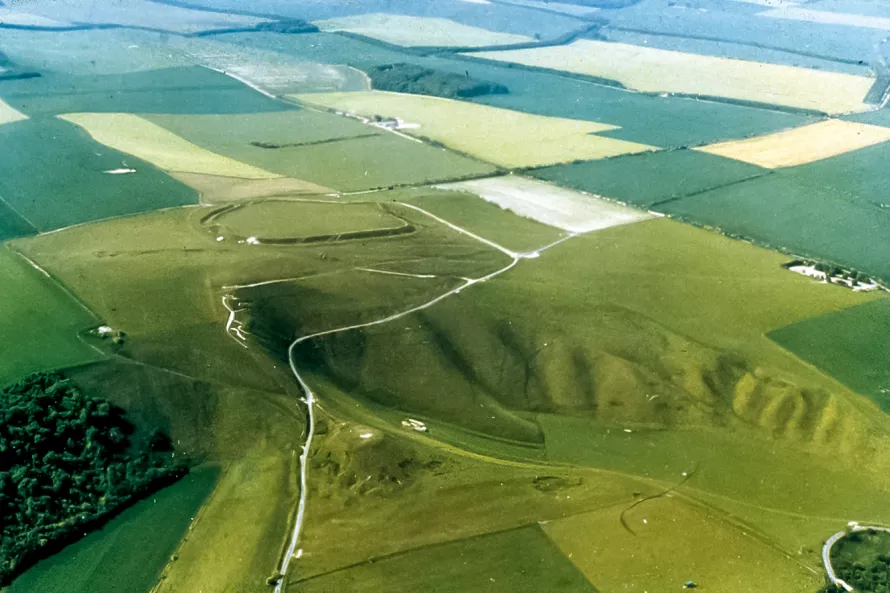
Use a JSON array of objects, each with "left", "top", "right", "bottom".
[
  {"left": 270, "top": 203, "right": 577, "bottom": 592},
  {"left": 822, "top": 523, "right": 890, "bottom": 592}
]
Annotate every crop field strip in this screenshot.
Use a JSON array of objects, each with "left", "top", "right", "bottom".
[
  {"left": 528, "top": 148, "right": 771, "bottom": 209},
  {"left": 0, "top": 67, "right": 296, "bottom": 117},
  {"left": 209, "top": 30, "right": 813, "bottom": 148},
  {"left": 694, "top": 119, "right": 890, "bottom": 168},
  {"left": 313, "top": 13, "right": 536, "bottom": 48},
  {"left": 467, "top": 39, "right": 875, "bottom": 114},
  {"left": 293, "top": 90, "right": 656, "bottom": 168},
  {"left": 59, "top": 113, "right": 282, "bottom": 179},
  {"left": 659, "top": 139, "right": 890, "bottom": 284}
]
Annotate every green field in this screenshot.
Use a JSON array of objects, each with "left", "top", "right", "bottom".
[
  {"left": 769, "top": 299, "right": 890, "bottom": 413},
  {"left": 0, "top": 246, "right": 102, "bottom": 383},
  {"left": 661, "top": 167, "right": 890, "bottom": 284},
  {"left": 0, "top": 200, "right": 35, "bottom": 242},
  {"left": 529, "top": 149, "right": 769, "bottom": 208},
  {"left": 8, "top": 467, "right": 219, "bottom": 593},
  {"left": 210, "top": 200, "right": 408, "bottom": 241},
  {"left": 402, "top": 190, "right": 567, "bottom": 252},
  {"left": 0, "top": 118, "right": 197, "bottom": 234},
  {"left": 144, "top": 110, "right": 496, "bottom": 192},
  {"left": 0, "top": 67, "right": 293, "bottom": 117},
  {"left": 295, "top": 525, "right": 597, "bottom": 593}
]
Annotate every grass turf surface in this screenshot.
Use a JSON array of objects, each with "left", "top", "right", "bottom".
[
  {"left": 0, "top": 246, "right": 101, "bottom": 383},
  {"left": 143, "top": 108, "right": 497, "bottom": 191},
  {"left": 0, "top": 118, "right": 197, "bottom": 234},
  {"left": 0, "top": 67, "right": 295, "bottom": 117},
  {"left": 769, "top": 299, "right": 890, "bottom": 413},
  {"left": 529, "top": 149, "right": 768, "bottom": 208},
  {"left": 8, "top": 467, "right": 219, "bottom": 593},
  {"left": 295, "top": 525, "right": 598, "bottom": 593}
]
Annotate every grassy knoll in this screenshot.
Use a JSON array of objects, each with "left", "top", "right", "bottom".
[
  {"left": 0, "top": 247, "right": 101, "bottom": 383},
  {"left": 468, "top": 39, "right": 874, "bottom": 114},
  {"left": 530, "top": 149, "right": 768, "bottom": 208},
  {"left": 769, "top": 299, "right": 890, "bottom": 413},
  {"left": 8, "top": 467, "right": 219, "bottom": 593},
  {"left": 660, "top": 157, "right": 890, "bottom": 284},
  {"left": 0, "top": 118, "right": 197, "bottom": 234},
  {"left": 144, "top": 108, "right": 496, "bottom": 191},
  {"left": 296, "top": 525, "right": 596, "bottom": 593},
  {"left": 541, "top": 495, "right": 821, "bottom": 593},
  {"left": 293, "top": 409, "right": 651, "bottom": 581},
  {"left": 402, "top": 190, "right": 567, "bottom": 252},
  {"left": 12, "top": 201, "right": 507, "bottom": 393},
  {"left": 294, "top": 91, "right": 655, "bottom": 169},
  {"left": 0, "top": 67, "right": 293, "bottom": 117}
]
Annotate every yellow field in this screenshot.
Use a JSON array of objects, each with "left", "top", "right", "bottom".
[
  {"left": 313, "top": 13, "right": 533, "bottom": 47},
  {"left": 695, "top": 119, "right": 890, "bottom": 168},
  {"left": 469, "top": 40, "right": 875, "bottom": 115},
  {"left": 293, "top": 91, "right": 655, "bottom": 168},
  {"left": 0, "top": 98, "right": 27, "bottom": 126},
  {"left": 542, "top": 496, "right": 822, "bottom": 593},
  {"left": 169, "top": 172, "right": 335, "bottom": 203},
  {"left": 58, "top": 113, "right": 281, "bottom": 179}
]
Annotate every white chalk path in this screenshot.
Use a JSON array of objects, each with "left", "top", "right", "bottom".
[{"left": 269, "top": 203, "right": 577, "bottom": 592}]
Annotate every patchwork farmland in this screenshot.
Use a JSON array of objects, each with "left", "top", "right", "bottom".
[{"left": 1, "top": 3, "right": 890, "bottom": 593}]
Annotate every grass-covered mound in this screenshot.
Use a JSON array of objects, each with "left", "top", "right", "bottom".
[
  {"left": 0, "top": 373, "right": 185, "bottom": 585},
  {"left": 368, "top": 63, "right": 508, "bottom": 99}
]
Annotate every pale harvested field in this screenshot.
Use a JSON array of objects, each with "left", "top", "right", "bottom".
[
  {"left": 293, "top": 91, "right": 655, "bottom": 168},
  {"left": 170, "top": 172, "right": 335, "bottom": 204},
  {"left": 761, "top": 6, "right": 890, "bottom": 31},
  {"left": 695, "top": 119, "right": 890, "bottom": 168},
  {"left": 469, "top": 40, "right": 875, "bottom": 114},
  {"left": 0, "top": 8, "right": 68, "bottom": 27},
  {"left": 0, "top": 98, "right": 27, "bottom": 126},
  {"left": 542, "top": 496, "right": 821, "bottom": 593},
  {"left": 313, "top": 13, "right": 533, "bottom": 47},
  {"left": 59, "top": 113, "right": 281, "bottom": 179},
  {"left": 436, "top": 175, "right": 652, "bottom": 233}
]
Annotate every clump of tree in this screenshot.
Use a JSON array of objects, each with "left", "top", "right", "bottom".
[
  {"left": 819, "top": 530, "right": 890, "bottom": 593},
  {"left": 367, "top": 63, "right": 509, "bottom": 99},
  {"left": 0, "top": 372, "right": 185, "bottom": 585}
]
